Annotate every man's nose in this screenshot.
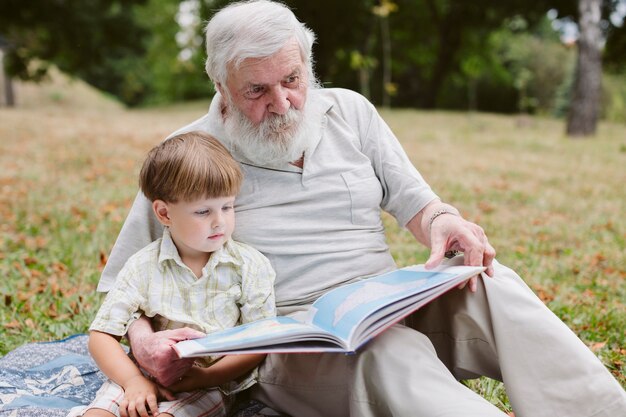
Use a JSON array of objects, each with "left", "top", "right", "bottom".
[{"left": 267, "top": 86, "right": 290, "bottom": 114}]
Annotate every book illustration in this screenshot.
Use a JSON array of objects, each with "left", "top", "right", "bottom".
[
  {"left": 179, "top": 316, "right": 324, "bottom": 352},
  {"left": 332, "top": 279, "right": 428, "bottom": 326},
  {"left": 308, "top": 270, "right": 454, "bottom": 342}
]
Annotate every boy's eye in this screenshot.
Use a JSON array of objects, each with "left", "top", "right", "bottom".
[
  {"left": 223, "top": 205, "right": 234, "bottom": 211},
  {"left": 195, "top": 209, "right": 210, "bottom": 216}
]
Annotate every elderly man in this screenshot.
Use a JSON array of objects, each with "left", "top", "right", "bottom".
[{"left": 99, "top": 1, "right": 626, "bottom": 416}]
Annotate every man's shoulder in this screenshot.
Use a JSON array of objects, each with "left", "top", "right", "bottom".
[
  {"left": 314, "top": 87, "right": 377, "bottom": 120},
  {"left": 316, "top": 87, "right": 371, "bottom": 106}
]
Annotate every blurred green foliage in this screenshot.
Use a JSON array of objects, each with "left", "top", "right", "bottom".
[
  {"left": 0, "top": 0, "right": 624, "bottom": 120},
  {"left": 0, "top": 0, "right": 150, "bottom": 105}
]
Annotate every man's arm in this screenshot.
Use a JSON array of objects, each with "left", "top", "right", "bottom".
[
  {"left": 406, "top": 199, "right": 496, "bottom": 292},
  {"left": 126, "top": 316, "right": 205, "bottom": 387},
  {"left": 343, "top": 94, "right": 495, "bottom": 285}
]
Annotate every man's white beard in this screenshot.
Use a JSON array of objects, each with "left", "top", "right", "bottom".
[{"left": 222, "top": 98, "right": 316, "bottom": 166}]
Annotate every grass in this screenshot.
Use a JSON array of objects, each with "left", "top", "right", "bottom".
[{"left": 1, "top": 93, "right": 624, "bottom": 410}]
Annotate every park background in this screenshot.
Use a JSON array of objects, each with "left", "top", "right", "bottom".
[{"left": 0, "top": 0, "right": 625, "bottom": 411}]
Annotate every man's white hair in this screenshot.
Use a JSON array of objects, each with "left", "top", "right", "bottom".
[{"left": 204, "top": 0, "right": 317, "bottom": 87}]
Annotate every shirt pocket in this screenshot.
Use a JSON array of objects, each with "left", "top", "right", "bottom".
[{"left": 341, "top": 165, "right": 383, "bottom": 226}]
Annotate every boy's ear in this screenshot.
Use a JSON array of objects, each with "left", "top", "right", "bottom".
[{"left": 152, "top": 200, "right": 172, "bottom": 226}]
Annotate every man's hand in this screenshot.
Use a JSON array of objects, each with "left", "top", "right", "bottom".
[
  {"left": 425, "top": 213, "right": 496, "bottom": 292},
  {"left": 128, "top": 317, "right": 205, "bottom": 387}
]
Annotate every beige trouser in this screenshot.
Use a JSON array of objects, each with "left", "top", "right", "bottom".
[{"left": 251, "top": 259, "right": 626, "bottom": 417}]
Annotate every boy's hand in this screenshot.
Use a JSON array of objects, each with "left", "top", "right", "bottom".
[
  {"left": 167, "top": 366, "right": 211, "bottom": 393},
  {"left": 120, "top": 374, "right": 173, "bottom": 417}
]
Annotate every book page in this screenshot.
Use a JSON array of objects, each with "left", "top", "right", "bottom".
[
  {"left": 307, "top": 269, "right": 457, "bottom": 342},
  {"left": 174, "top": 316, "right": 329, "bottom": 357}
]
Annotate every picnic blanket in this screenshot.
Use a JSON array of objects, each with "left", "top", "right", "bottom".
[{"left": 0, "top": 335, "right": 285, "bottom": 417}]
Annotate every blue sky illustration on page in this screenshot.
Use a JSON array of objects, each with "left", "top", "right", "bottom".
[{"left": 309, "top": 270, "right": 454, "bottom": 341}]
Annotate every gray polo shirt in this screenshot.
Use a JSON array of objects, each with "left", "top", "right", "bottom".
[{"left": 99, "top": 88, "right": 438, "bottom": 308}]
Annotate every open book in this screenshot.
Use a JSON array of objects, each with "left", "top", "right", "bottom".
[{"left": 174, "top": 263, "right": 485, "bottom": 357}]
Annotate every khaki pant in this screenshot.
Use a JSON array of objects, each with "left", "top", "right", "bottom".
[{"left": 251, "top": 260, "right": 626, "bottom": 417}]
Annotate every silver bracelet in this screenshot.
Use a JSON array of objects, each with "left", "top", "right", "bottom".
[{"left": 428, "top": 209, "right": 458, "bottom": 231}]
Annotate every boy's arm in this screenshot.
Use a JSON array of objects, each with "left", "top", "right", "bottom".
[
  {"left": 89, "top": 330, "right": 143, "bottom": 386},
  {"left": 89, "top": 330, "right": 173, "bottom": 416},
  {"left": 168, "top": 354, "right": 266, "bottom": 393}
]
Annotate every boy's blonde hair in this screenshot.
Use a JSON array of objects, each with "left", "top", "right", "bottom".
[{"left": 139, "top": 131, "right": 242, "bottom": 203}]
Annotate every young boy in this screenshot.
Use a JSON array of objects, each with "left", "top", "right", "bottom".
[{"left": 81, "top": 131, "right": 276, "bottom": 417}]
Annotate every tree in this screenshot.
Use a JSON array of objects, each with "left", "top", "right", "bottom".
[
  {"left": 136, "top": 0, "right": 214, "bottom": 104},
  {"left": 372, "top": 0, "right": 398, "bottom": 108},
  {"left": 567, "top": 0, "right": 604, "bottom": 137},
  {"left": 0, "top": 36, "right": 15, "bottom": 107},
  {"left": 0, "top": 0, "right": 149, "bottom": 106},
  {"left": 386, "top": 0, "right": 570, "bottom": 108}
]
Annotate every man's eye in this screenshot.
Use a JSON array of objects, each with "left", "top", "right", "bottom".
[
  {"left": 285, "top": 76, "right": 299, "bottom": 86},
  {"left": 245, "top": 86, "right": 265, "bottom": 99}
]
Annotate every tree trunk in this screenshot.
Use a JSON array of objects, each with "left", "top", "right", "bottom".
[
  {"left": 566, "top": 0, "right": 602, "bottom": 137},
  {"left": 380, "top": 15, "right": 392, "bottom": 108},
  {"left": 419, "top": 8, "right": 462, "bottom": 109},
  {"left": 0, "top": 47, "right": 15, "bottom": 107}
]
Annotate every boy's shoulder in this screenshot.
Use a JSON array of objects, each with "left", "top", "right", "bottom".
[{"left": 123, "top": 238, "right": 163, "bottom": 269}]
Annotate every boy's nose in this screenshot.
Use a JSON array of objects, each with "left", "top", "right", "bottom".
[{"left": 212, "top": 213, "right": 224, "bottom": 229}]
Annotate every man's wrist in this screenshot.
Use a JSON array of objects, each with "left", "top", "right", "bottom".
[
  {"left": 126, "top": 315, "right": 152, "bottom": 343},
  {"left": 427, "top": 208, "right": 459, "bottom": 232},
  {"left": 421, "top": 202, "right": 459, "bottom": 229}
]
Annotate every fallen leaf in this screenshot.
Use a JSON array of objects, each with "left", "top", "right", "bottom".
[
  {"left": 590, "top": 341, "right": 607, "bottom": 352},
  {"left": 4, "top": 320, "right": 21, "bottom": 329}
]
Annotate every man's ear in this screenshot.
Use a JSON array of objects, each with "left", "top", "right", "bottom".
[{"left": 153, "top": 200, "right": 172, "bottom": 226}]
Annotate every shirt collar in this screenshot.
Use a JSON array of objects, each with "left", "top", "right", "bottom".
[{"left": 158, "top": 228, "right": 243, "bottom": 274}]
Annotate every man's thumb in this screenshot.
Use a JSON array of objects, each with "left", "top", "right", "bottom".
[{"left": 425, "top": 243, "right": 446, "bottom": 270}]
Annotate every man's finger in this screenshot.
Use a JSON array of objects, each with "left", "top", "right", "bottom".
[
  {"left": 156, "top": 358, "right": 196, "bottom": 387},
  {"left": 468, "top": 276, "right": 477, "bottom": 292},
  {"left": 482, "top": 243, "right": 496, "bottom": 277},
  {"left": 463, "top": 239, "right": 485, "bottom": 267},
  {"left": 164, "top": 327, "right": 206, "bottom": 341}
]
